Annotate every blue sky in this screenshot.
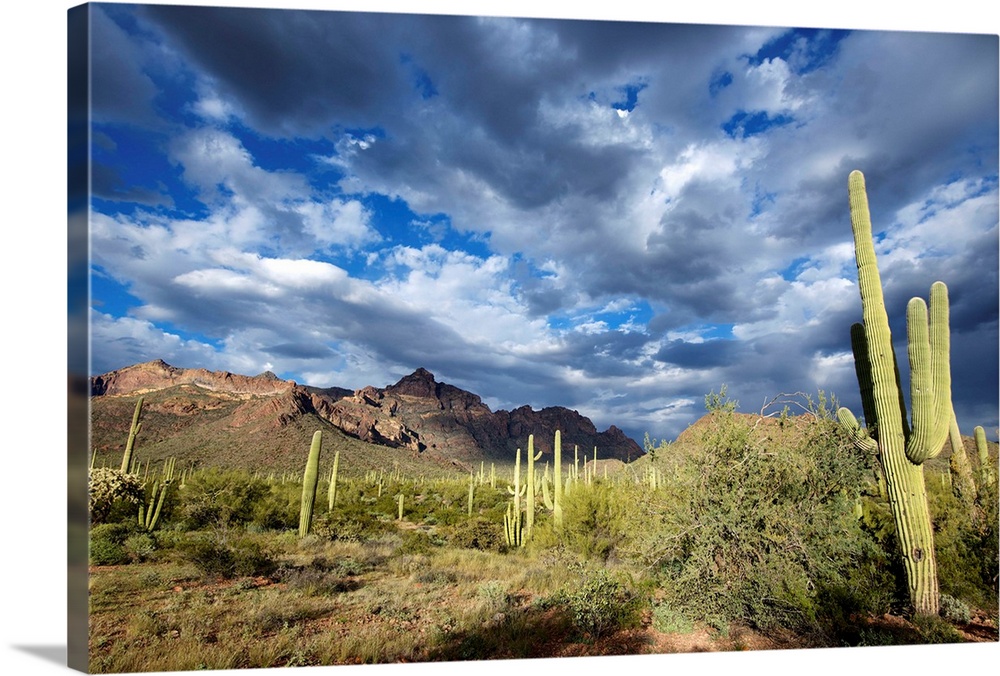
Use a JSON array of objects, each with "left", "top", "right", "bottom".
[{"left": 83, "top": 1, "right": 999, "bottom": 443}]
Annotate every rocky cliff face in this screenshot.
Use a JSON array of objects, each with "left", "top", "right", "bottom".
[
  {"left": 92, "top": 359, "right": 295, "bottom": 398},
  {"left": 91, "top": 361, "right": 643, "bottom": 464}
]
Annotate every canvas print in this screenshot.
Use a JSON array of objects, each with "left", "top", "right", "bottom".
[{"left": 67, "top": 2, "right": 999, "bottom": 673}]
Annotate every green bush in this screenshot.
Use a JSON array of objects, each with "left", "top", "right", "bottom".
[
  {"left": 638, "top": 401, "right": 896, "bottom": 633},
  {"left": 445, "top": 517, "right": 507, "bottom": 552},
  {"left": 563, "top": 568, "right": 641, "bottom": 639},
  {"left": 90, "top": 522, "right": 145, "bottom": 565},
  {"left": 175, "top": 469, "right": 272, "bottom": 529},
  {"left": 926, "top": 475, "right": 999, "bottom": 611},
  {"left": 559, "top": 482, "right": 631, "bottom": 561},
  {"left": 178, "top": 532, "right": 278, "bottom": 579},
  {"left": 312, "top": 506, "right": 393, "bottom": 541},
  {"left": 651, "top": 602, "right": 694, "bottom": 634},
  {"left": 123, "top": 532, "right": 158, "bottom": 563},
  {"left": 939, "top": 594, "right": 971, "bottom": 624}
]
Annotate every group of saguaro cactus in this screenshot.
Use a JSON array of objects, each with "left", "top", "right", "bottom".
[
  {"left": 836, "top": 170, "right": 954, "bottom": 616},
  {"left": 502, "top": 431, "right": 574, "bottom": 546}
]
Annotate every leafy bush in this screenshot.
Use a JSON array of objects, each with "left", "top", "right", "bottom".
[
  {"left": 559, "top": 482, "right": 631, "bottom": 561},
  {"left": 926, "top": 475, "right": 999, "bottom": 611},
  {"left": 651, "top": 602, "right": 694, "bottom": 634},
  {"left": 563, "top": 568, "right": 641, "bottom": 639},
  {"left": 939, "top": 594, "right": 971, "bottom": 624},
  {"left": 174, "top": 469, "right": 272, "bottom": 529},
  {"left": 638, "top": 400, "right": 895, "bottom": 633},
  {"left": 312, "top": 507, "right": 393, "bottom": 542},
  {"left": 446, "top": 517, "right": 507, "bottom": 552},
  {"left": 178, "top": 532, "right": 278, "bottom": 579},
  {"left": 123, "top": 532, "right": 158, "bottom": 563},
  {"left": 90, "top": 522, "right": 146, "bottom": 565}
]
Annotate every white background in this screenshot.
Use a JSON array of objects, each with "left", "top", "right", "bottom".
[{"left": 2, "top": 1, "right": 997, "bottom": 675}]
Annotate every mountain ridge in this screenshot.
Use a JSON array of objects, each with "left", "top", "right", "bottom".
[{"left": 90, "top": 360, "right": 644, "bottom": 472}]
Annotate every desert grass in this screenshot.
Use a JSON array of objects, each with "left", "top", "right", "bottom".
[{"left": 88, "top": 529, "right": 616, "bottom": 672}]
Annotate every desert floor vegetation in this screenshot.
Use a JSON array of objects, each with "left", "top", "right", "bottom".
[{"left": 87, "top": 391, "right": 999, "bottom": 673}]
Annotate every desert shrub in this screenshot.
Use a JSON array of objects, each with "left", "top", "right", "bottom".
[
  {"left": 312, "top": 507, "right": 393, "bottom": 541},
  {"left": 926, "top": 475, "right": 999, "bottom": 611},
  {"left": 651, "top": 602, "right": 694, "bottom": 634},
  {"left": 558, "top": 482, "right": 631, "bottom": 561},
  {"left": 123, "top": 532, "right": 158, "bottom": 563},
  {"left": 90, "top": 535, "right": 129, "bottom": 566},
  {"left": 249, "top": 481, "right": 301, "bottom": 531},
  {"left": 90, "top": 522, "right": 147, "bottom": 565},
  {"left": 939, "top": 594, "right": 971, "bottom": 624},
  {"left": 637, "top": 397, "right": 894, "bottom": 633},
  {"left": 175, "top": 469, "right": 272, "bottom": 529},
  {"left": 395, "top": 528, "right": 444, "bottom": 556},
  {"left": 275, "top": 557, "right": 358, "bottom": 596},
  {"left": 178, "top": 532, "right": 277, "bottom": 579},
  {"left": 476, "top": 581, "right": 512, "bottom": 614},
  {"left": 445, "top": 516, "right": 507, "bottom": 552},
  {"left": 912, "top": 614, "right": 965, "bottom": 644},
  {"left": 562, "top": 568, "right": 641, "bottom": 639},
  {"left": 89, "top": 468, "right": 144, "bottom": 524}
]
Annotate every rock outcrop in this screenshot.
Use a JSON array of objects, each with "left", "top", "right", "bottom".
[{"left": 90, "top": 360, "right": 643, "bottom": 464}]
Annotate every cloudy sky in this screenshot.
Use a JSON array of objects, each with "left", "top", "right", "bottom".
[{"left": 84, "top": 1, "right": 998, "bottom": 443}]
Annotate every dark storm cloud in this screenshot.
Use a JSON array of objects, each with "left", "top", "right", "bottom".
[
  {"left": 90, "top": 5, "right": 161, "bottom": 126},
  {"left": 140, "top": 5, "right": 417, "bottom": 137},
  {"left": 655, "top": 339, "right": 748, "bottom": 369}
]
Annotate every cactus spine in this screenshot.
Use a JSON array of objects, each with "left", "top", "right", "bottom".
[
  {"left": 298, "top": 431, "right": 322, "bottom": 536},
  {"left": 120, "top": 396, "right": 144, "bottom": 473},
  {"left": 836, "top": 170, "right": 951, "bottom": 616}
]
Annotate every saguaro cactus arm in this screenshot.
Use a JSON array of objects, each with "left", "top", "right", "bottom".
[
  {"left": 837, "top": 407, "right": 878, "bottom": 454},
  {"left": 904, "top": 284, "right": 951, "bottom": 464}
]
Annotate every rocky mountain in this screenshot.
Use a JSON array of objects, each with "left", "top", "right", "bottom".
[{"left": 89, "top": 360, "right": 644, "bottom": 473}]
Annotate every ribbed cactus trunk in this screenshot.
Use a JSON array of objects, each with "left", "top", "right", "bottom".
[
  {"left": 553, "top": 430, "right": 563, "bottom": 530},
  {"left": 948, "top": 414, "right": 977, "bottom": 509},
  {"left": 298, "top": 431, "right": 322, "bottom": 537},
  {"left": 327, "top": 450, "right": 340, "bottom": 511},
  {"left": 525, "top": 435, "right": 541, "bottom": 537},
  {"left": 975, "top": 426, "right": 996, "bottom": 488},
  {"left": 120, "top": 397, "right": 144, "bottom": 473},
  {"left": 837, "top": 170, "right": 951, "bottom": 616}
]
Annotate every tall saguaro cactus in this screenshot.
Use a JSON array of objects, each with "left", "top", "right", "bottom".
[
  {"left": 553, "top": 430, "right": 564, "bottom": 530},
  {"left": 298, "top": 431, "right": 323, "bottom": 537},
  {"left": 836, "top": 170, "right": 951, "bottom": 616},
  {"left": 120, "top": 397, "right": 144, "bottom": 473},
  {"left": 525, "top": 434, "right": 542, "bottom": 538}
]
